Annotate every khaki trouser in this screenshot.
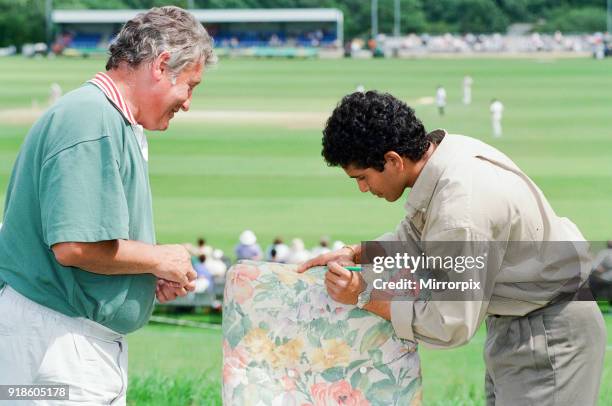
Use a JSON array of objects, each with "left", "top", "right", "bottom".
[
  {"left": 0, "top": 285, "right": 128, "bottom": 405},
  {"left": 484, "top": 300, "right": 606, "bottom": 406}
]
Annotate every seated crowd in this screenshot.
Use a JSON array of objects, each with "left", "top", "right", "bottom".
[{"left": 182, "top": 231, "right": 347, "bottom": 296}]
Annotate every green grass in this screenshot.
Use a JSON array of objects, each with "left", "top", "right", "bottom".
[
  {"left": 127, "top": 312, "right": 612, "bottom": 405},
  {"left": 127, "top": 323, "right": 223, "bottom": 405},
  {"left": 1, "top": 56, "right": 611, "bottom": 404},
  {"left": 2, "top": 57, "right": 612, "bottom": 250}
]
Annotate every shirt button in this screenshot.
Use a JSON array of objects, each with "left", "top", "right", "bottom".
[{"left": 359, "top": 366, "right": 368, "bottom": 374}]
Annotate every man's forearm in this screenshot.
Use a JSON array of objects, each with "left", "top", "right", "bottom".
[{"left": 52, "top": 240, "right": 161, "bottom": 276}]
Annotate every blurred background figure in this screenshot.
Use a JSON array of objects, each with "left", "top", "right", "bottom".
[
  {"left": 310, "top": 236, "right": 331, "bottom": 257},
  {"left": 207, "top": 249, "right": 228, "bottom": 278},
  {"left": 265, "top": 237, "right": 289, "bottom": 262},
  {"left": 490, "top": 98, "right": 504, "bottom": 137},
  {"left": 48, "top": 82, "right": 62, "bottom": 105},
  {"left": 436, "top": 85, "right": 446, "bottom": 116},
  {"left": 286, "top": 238, "right": 310, "bottom": 264},
  {"left": 186, "top": 237, "right": 212, "bottom": 257},
  {"left": 235, "top": 229, "right": 262, "bottom": 261},
  {"left": 207, "top": 249, "right": 228, "bottom": 301},
  {"left": 462, "top": 75, "right": 473, "bottom": 105},
  {"left": 193, "top": 254, "right": 214, "bottom": 293},
  {"left": 332, "top": 240, "right": 346, "bottom": 251},
  {"left": 590, "top": 241, "right": 612, "bottom": 305},
  {"left": 217, "top": 249, "right": 233, "bottom": 270}
]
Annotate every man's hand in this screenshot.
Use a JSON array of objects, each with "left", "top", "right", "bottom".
[
  {"left": 296, "top": 245, "right": 359, "bottom": 273},
  {"left": 155, "top": 278, "right": 196, "bottom": 303},
  {"left": 153, "top": 244, "right": 197, "bottom": 286},
  {"left": 325, "top": 261, "right": 365, "bottom": 305}
]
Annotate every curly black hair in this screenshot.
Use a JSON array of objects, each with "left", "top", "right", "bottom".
[{"left": 322, "top": 91, "right": 429, "bottom": 171}]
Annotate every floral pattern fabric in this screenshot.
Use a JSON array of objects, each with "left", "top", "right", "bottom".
[{"left": 222, "top": 261, "right": 422, "bottom": 405}]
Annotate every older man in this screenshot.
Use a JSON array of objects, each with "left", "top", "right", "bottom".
[
  {"left": 0, "top": 7, "right": 215, "bottom": 404},
  {"left": 299, "top": 91, "right": 606, "bottom": 405}
]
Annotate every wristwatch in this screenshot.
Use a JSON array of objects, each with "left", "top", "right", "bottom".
[{"left": 356, "top": 283, "right": 373, "bottom": 309}]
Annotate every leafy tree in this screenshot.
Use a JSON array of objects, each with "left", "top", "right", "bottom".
[
  {"left": 538, "top": 6, "right": 607, "bottom": 32},
  {"left": 455, "top": 0, "right": 509, "bottom": 33},
  {"left": 0, "top": 0, "right": 45, "bottom": 47},
  {"left": 497, "top": 0, "right": 531, "bottom": 22},
  {"left": 55, "top": 0, "right": 127, "bottom": 9}
]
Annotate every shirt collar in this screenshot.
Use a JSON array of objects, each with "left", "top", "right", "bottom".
[
  {"left": 404, "top": 129, "right": 458, "bottom": 217},
  {"left": 88, "top": 72, "right": 137, "bottom": 126}
]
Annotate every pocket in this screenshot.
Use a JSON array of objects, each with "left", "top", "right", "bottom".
[
  {"left": 35, "top": 331, "right": 123, "bottom": 403},
  {"left": 529, "top": 314, "right": 554, "bottom": 372},
  {"left": 0, "top": 288, "right": 15, "bottom": 336},
  {"left": 73, "top": 334, "right": 124, "bottom": 384}
]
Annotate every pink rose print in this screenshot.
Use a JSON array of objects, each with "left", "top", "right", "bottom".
[{"left": 229, "top": 264, "right": 261, "bottom": 304}]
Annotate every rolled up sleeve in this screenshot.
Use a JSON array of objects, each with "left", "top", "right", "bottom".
[{"left": 388, "top": 227, "right": 500, "bottom": 349}]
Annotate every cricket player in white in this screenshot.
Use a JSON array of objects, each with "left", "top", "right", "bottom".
[
  {"left": 435, "top": 85, "right": 446, "bottom": 116},
  {"left": 462, "top": 75, "right": 473, "bottom": 105},
  {"left": 490, "top": 98, "right": 504, "bottom": 137}
]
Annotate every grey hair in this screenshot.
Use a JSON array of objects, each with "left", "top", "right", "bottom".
[{"left": 106, "top": 6, "right": 216, "bottom": 78}]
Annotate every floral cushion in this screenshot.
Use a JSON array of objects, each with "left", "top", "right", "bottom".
[{"left": 222, "top": 261, "right": 422, "bottom": 405}]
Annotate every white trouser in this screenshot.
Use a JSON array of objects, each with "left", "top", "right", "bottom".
[
  {"left": 492, "top": 118, "right": 502, "bottom": 137},
  {"left": 463, "top": 89, "right": 471, "bottom": 105},
  {"left": 0, "top": 285, "right": 128, "bottom": 405}
]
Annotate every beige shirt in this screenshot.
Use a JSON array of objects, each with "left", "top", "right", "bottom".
[{"left": 375, "top": 131, "right": 589, "bottom": 348}]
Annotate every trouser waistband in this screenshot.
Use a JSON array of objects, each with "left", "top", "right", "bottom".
[{"left": 1, "top": 285, "right": 123, "bottom": 341}]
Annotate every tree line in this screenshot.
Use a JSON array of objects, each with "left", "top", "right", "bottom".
[{"left": 0, "top": 0, "right": 607, "bottom": 47}]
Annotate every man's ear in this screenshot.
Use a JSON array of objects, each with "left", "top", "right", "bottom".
[
  {"left": 151, "top": 51, "right": 171, "bottom": 82},
  {"left": 383, "top": 151, "right": 404, "bottom": 171}
]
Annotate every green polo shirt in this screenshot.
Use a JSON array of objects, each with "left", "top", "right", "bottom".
[{"left": 0, "top": 83, "right": 156, "bottom": 334}]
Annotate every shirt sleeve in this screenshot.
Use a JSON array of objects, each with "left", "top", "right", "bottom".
[
  {"left": 389, "top": 227, "right": 501, "bottom": 349},
  {"left": 375, "top": 216, "right": 414, "bottom": 242},
  {"left": 39, "top": 137, "right": 130, "bottom": 247}
]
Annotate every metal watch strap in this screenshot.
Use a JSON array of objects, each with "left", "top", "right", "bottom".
[{"left": 356, "top": 283, "right": 373, "bottom": 309}]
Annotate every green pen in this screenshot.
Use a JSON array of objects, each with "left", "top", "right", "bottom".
[{"left": 344, "top": 266, "right": 362, "bottom": 272}]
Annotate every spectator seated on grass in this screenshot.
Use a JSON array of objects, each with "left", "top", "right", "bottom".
[
  {"left": 590, "top": 241, "right": 612, "bottom": 305},
  {"left": 185, "top": 236, "right": 212, "bottom": 257},
  {"left": 331, "top": 240, "right": 346, "bottom": 251},
  {"left": 310, "top": 236, "right": 331, "bottom": 258},
  {"left": 207, "top": 249, "right": 228, "bottom": 278},
  {"left": 286, "top": 238, "right": 311, "bottom": 264},
  {"left": 194, "top": 254, "right": 214, "bottom": 294},
  {"left": 265, "top": 237, "right": 289, "bottom": 263},
  {"left": 235, "top": 229, "right": 262, "bottom": 261}
]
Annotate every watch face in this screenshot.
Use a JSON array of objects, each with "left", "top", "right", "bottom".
[{"left": 357, "top": 290, "right": 371, "bottom": 308}]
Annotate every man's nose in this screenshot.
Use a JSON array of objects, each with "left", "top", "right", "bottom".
[
  {"left": 357, "top": 180, "right": 369, "bottom": 193},
  {"left": 181, "top": 97, "right": 192, "bottom": 112}
]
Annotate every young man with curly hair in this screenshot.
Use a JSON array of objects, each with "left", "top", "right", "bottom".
[{"left": 299, "top": 91, "right": 606, "bottom": 405}]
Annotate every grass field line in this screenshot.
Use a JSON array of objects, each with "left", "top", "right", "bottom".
[
  {"left": 149, "top": 315, "right": 222, "bottom": 330},
  {"left": 0, "top": 107, "right": 330, "bottom": 128},
  {"left": 0, "top": 97, "right": 435, "bottom": 128},
  {"left": 136, "top": 328, "right": 222, "bottom": 337}
]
